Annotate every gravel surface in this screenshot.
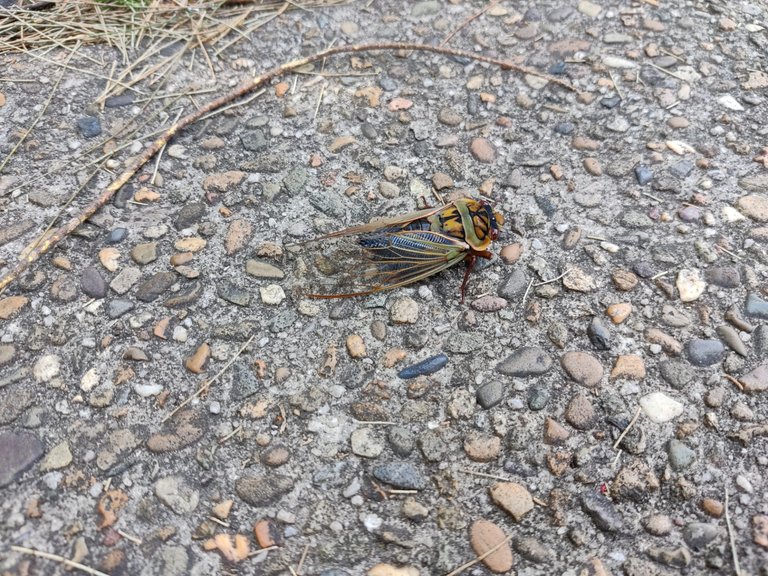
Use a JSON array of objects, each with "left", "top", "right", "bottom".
[{"left": 1, "top": 0, "right": 768, "bottom": 574}]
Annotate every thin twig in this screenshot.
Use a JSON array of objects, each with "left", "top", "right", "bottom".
[
  {"left": 650, "top": 269, "right": 671, "bottom": 280},
  {"left": 116, "top": 529, "right": 143, "bottom": 545},
  {"left": 519, "top": 277, "right": 534, "bottom": 311},
  {"left": 444, "top": 534, "right": 513, "bottom": 576},
  {"left": 646, "top": 61, "right": 686, "bottom": 81},
  {"left": 162, "top": 334, "right": 255, "bottom": 422},
  {"left": 613, "top": 406, "right": 642, "bottom": 450},
  {"left": 725, "top": 487, "right": 742, "bottom": 576},
  {"left": 296, "top": 543, "right": 310, "bottom": 575},
  {"left": 724, "top": 374, "right": 744, "bottom": 392},
  {"left": 10, "top": 546, "right": 110, "bottom": 576},
  {"left": 460, "top": 468, "right": 514, "bottom": 483},
  {"left": 534, "top": 268, "right": 572, "bottom": 286},
  {"left": 440, "top": 0, "right": 499, "bottom": 46}
]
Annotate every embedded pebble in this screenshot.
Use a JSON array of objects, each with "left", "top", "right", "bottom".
[
  {"left": 390, "top": 297, "right": 419, "bottom": 324},
  {"left": 676, "top": 269, "right": 705, "bottom": 302},
  {"left": 686, "top": 339, "right": 725, "bottom": 367},
  {"left": 398, "top": 354, "right": 448, "bottom": 379},
  {"left": 260, "top": 284, "right": 285, "bottom": 305},
  {"left": 496, "top": 347, "right": 552, "bottom": 376},
  {"left": 470, "top": 520, "right": 514, "bottom": 573},
  {"left": 560, "top": 351, "right": 603, "bottom": 387},
  {"left": 639, "top": 392, "right": 684, "bottom": 423},
  {"left": 489, "top": 482, "right": 534, "bottom": 522}
]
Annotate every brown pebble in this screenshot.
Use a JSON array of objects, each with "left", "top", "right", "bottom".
[
  {"left": 700, "top": 498, "right": 724, "bottom": 518},
  {"left": 185, "top": 343, "right": 211, "bottom": 374},
  {"left": 131, "top": 242, "right": 158, "bottom": 265},
  {"left": 432, "top": 172, "right": 453, "bottom": 190},
  {"left": 583, "top": 157, "right": 602, "bottom": 176},
  {"left": 644, "top": 514, "right": 673, "bottom": 536},
  {"left": 753, "top": 515, "right": 768, "bottom": 549},
  {"left": 253, "top": 518, "right": 284, "bottom": 548},
  {"left": 0, "top": 295, "right": 31, "bottom": 319},
  {"left": 225, "top": 219, "right": 253, "bottom": 255},
  {"left": 274, "top": 82, "right": 289, "bottom": 97},
  {"left": 469, "top": 519, "right": 514, "bottom": 573},
  {"left": 383, "top": 348, "right": 407, "bottom": 368},
  {"left": 612, "top": 269, "right": 639, "bottom": 291},
  {"left": 470, "top": 295, "right": 508, "bottom": 312},
  {"left": 667, "top": 117, "right": 690, "bottom": 129},
  {"left": 328, "top": 136, "right": 357, "bottom": 153},
  {"left": 606, "top": 302, "right": 632, "bottom": 324},
  {"left": 561, "top": 351, "right": 603, "bottom": 387},
  {"left": 260, "top": 444, "right": 289, "bottom": 467},
  {"left": 611, "top": 355, "right": 646, "bottom": 380},
  {"left": 202, "top": 171, "right": 245, "bottom": 193},
  {"left": 469, "top": 137, "right": 496, "bottom": 163},
  {"left": 544, "top": 417, "right": 570, "bottom": 444},
  {"left": 98, "top": 248, "right": 120, "bottom": 272},
  {"left": 52, "top": 256, "right": 72, "bottom": 270},
  {"left": 546, "top": 451, "right": 571, "bottom": 476},
  {"left": 211, "top": 500, "right": 233, "bottom": 520},
  {"left": 134, "top": 187, "right": 160, "bottom": 202},
  {"left": 153, "top": 317, "right": 171, "bottom": 339},
  {"left": 572, "top": 136, "right": 600, "bottom": 151},
  {"left": 644, "top": 328, "right": 683, "bottom": 355},
  {"left": 174, "top": 237, "right": 206, "bottom": 252},
  {"left": 170, "top": 252, "right": 194, "bottom": 266},
  {"left": 564, "top": 392, "right": 596, "bottom": 430},
  {"left": 464, "top": 433, "right": 501, "bottom": 462},
  {"left": 489, "top": 482, "right": 534, "bottom": 522},
  {"left": 346, "top": 334, "right": 367, "bottom": 358},
  {"left": 499, "top": 243, "right": 523, "bottom": 264},
  {"left": 550, "top": 164, "right": 564, "bottom": 180}
]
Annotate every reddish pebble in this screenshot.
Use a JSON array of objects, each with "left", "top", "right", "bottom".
[
  {"left": 469, "top": 137, "right": 496, "bottom": 163},
  {"left": 469, "top": 519, "right": 514, "bottom": 573}
]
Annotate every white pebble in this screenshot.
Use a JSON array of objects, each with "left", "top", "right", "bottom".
[
  {"left": 134, "top": 383, "right": 163, "bottom": 397},
  {"left": 173, "top": 326, "right": 188, "bottom": 342},
  {"left": 639, "top": 391, "right": 684, "bottom": 423},
  {"left": 260, "top": 284, "right": 286, "bottom": 305},
  {"left": 209, "top": 401, "right": 221, "bottom": 414},
  {"left": 736, "top": 475, "right": 753, "bottom": 493}
]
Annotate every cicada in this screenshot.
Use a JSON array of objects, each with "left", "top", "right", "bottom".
[{"left": 291, "top": 197, "right": 504, "bottom": 302}]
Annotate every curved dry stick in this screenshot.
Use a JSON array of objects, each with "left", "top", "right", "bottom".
[{"left": 0, "top": 41, "right": 579, "bottom": 294}]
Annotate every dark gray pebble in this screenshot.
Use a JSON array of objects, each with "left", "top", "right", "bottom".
[
  {"left": 76, "top": 116, "right": 102, "bottom": 138},
  {"left": 683, "top": 522, "right": 721, "bottom": 550},
  {"left": 580, "top": 490, "right": 623, "bottom": 532},
  {"left": 587, "top": 316, "right": 611, "bottom": 350},
  {"left": 270, "top": 309, "right": 297, "bottom": 333},
  {"left": 677, "top": 205, "right": 700, "bottom": 222},
  {"left": 659, "top": 360, "right": 694, "bottom": 389},
  {"left": 106, "top": 228, "right": 129, "bottom": 244},
  {"left": 476, "top": 380, "right": 503, "bottom": 409},
  {"left": 668, "top": 439, "right": 695, "bottom": 471},
  {"left": 601, "top": 95, "right": 621, "bottom": 109},
  {"left": 235, "top": 474, "right": 294, "bottom": 506},
  {"left": 553, "top": 122, "right": 574, "bottom": 135},
  {"left": 634, "top": 165, "right": 653, "bottom": 186},
  {"left": 404, "top": 328, "right": 430, "bottom": 350},
  {"left": 0, "top": 430, "right": 44, "bottom": 488},
  {"left": 548, "top": 62, "right": 567, "bottom": 75},
  {"left": 386, "top": 426, "right": 414, "bottom": 457},
  {"left": 686, "top": 339, "right": 725, "bottom": 367},
  {"left": 398, "top": 354, "right": 448, "bottom": 379},
  {"left": 496, "top": 347, "right": 552, "bottom": 376},
  {"left": 527, "top": 385, "right": 551, "bottom": 410},
  {"left": 705, "top": 266, "right": 740, "bottom": 288},
  {"left": 379, "top": 77, "right": 397, "bottom": 91},
  {"left": 108, "top": 299, "right": 135, "bottom": 319},
  {"left": 104, "top": 93, "right": 134, "bottom": 107},
  {"left": 513, "top": 536, "right": 553, "bottom": 563},
  {"left": 174, "top": 203, "right": 207, "bottom": 230},
  {"left": 113, "top": 184, "right": 134, "bottom": 209},
  {"left": 372, "top": 462, "right": 426, "bottom": 490},
  {"left": 81, "top": 267, "right": 107, "bottom": 298},
  {"left": 745, "top": 293, "right": 768, "bottom": 319},
  {"left": 498, "top": 269, "right": 530, "bottom": 301},
  {"left": 632, "top": 260, "right": 656, "bottom": 278},
  {"left": 217, "top": 282, "right": 251, "bottom": 307},
  {"left": 360, "top": 122, "right": 378, "bottom": 140},
  {"left": 136, "top": 272, "right": 176, "bottom": 302},
  {"left": 164, "top": 281, "right": 203, "bottom": 308},
  {"left": 668, "top": 160, "right": 694, "bottom": 179},
  {"left": 240, "top": 129, "right": 268, "bottom": 152},
  {"left": 754, "top": 325, "right": 768, "bottom": 359}
]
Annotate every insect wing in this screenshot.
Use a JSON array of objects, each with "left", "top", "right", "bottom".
[{"left": 296, "top": 228, "right": 470, "bottom": 298}]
